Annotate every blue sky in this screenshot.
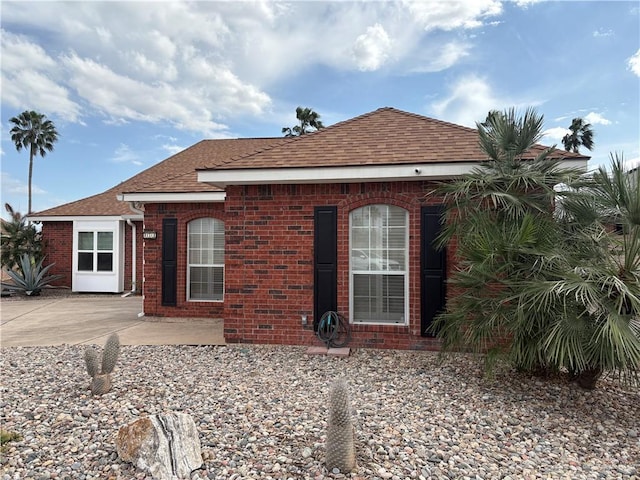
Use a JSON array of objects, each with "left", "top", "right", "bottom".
[{"left": 1, "top": 1, "right": 639, "bottom": 217}]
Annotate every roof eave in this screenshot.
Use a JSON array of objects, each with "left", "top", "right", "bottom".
[
  {"left": 117, "top": 191, "right": 226, "bottom": 203},
  {"left": 198, "top": 159, "right": 589, "bottom": 188},
  {"left": 27, "top": 215, "right": 141, "bottom": 222}
]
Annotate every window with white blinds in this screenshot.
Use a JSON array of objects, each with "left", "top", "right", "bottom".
[
  {"left": 187, "top": 218, "right": 224, "bottom": 301},
  {"left": 350, "top": 205, "right": 408, "bottom": 324}
]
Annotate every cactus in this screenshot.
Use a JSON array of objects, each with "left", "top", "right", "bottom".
[
  {"left": 90, "top": 374, "right": 112, "bottom": 396},
  {"left": 101, "top": 333, "right": 120, "bottom": 374},
  {"left": 84, "top": 346, "right": 101, "bottom": 378},
  {"left": 325, "top": 378, "right": 356, "bottom": 473},
  {"left": 84, "top": 333, "right": 120, "bottom": 396}
]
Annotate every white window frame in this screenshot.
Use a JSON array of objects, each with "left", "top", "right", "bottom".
[
  {"left": 349, "top": 204, "right": 409, "bottom": 325},
  {"left": 187, "top": 218, "right": 224, "bottom": 302},
  {"left": 76, "top": 230, "right": 115, "bottom": 273}
]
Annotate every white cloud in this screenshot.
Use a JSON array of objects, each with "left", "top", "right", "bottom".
[
  {"left": 409, "top": 42, "right": 471, "bottom": 73},
  {"left": 0, "top": 30, "right": 82, "bottom": 121},
  {"left": 0, "top": 171, "right": 46, "bottom": 195},
  {"left": 627, "top": 49, "right": 640, "bottom": 76},
  {"left": 352, "top": 24, "right": 392, "bottom": 71},
  {"left": 429, "top": 75, "right": 529, "bottom": 127},
  {"left": 161, "top": 144, "right": 186, "bottom": 156},
  {"left": 406, "top": 1, "right": 502, "bottom": 31},
  {"left": 61, "top": 54, "right": 246, "bottom": 136},
  {"left": 584, "top": 112, "right": 612, "bottom": 126},
  {"left": 542, "top": 127, "right": 569, "bottom": 142},
  {"left": 1, "top": 2, "right": 510, "bottom": 134},
  {"left": 514, "top": 0, "right": 544, "bottom": 7},
  {"left": 593, "top": 28, "right": 613, "bottom": 38},
  {"left": 111, "top": 144, "right": 142, "bottom": 166}
]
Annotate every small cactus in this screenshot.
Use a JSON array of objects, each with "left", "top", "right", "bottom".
[
  {"left": 325, "top": 378, "right": 357, "bottom": 473},
  {"left": 84, "top": 333, "right": 120, "bottom": 396},
  {"left": 84, "top": 346, "right": 101, "bottom": 378},
  {"left": 90, "top": 374, "right": 112, "bottom": 396},
  {"left": 101, "top": 333, "right": 120, "bottom": 374}
]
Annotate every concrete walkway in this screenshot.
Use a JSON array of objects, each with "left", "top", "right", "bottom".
[{"left": 0, "top": 295, "right": 225, "bottom": 347}]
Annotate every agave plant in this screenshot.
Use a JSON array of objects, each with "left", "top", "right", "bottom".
[{"left": 1, "top": 253, "right": 63, "bottom": 296}]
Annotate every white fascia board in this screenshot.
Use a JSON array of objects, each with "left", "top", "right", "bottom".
[
  {"left": 198, "top": 159, "right": 589, "bottom": 187},
  {"left": 117, "top": 192, "right": 226, "bottom": 203},
  {"left": 198, "top": 163, "right": 481, "bottom": 187},
  {"left": 561, "top": 159, "right": 590, "bottom": 170},
  {"left": 122, "top": 214, "right": 144, "bottom": 221},
  {"left": 28, "top": 215, "right": 126, "bottom": 222}
]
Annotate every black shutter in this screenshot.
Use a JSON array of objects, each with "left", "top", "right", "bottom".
[
  {"left": 162, "top": 218, "right": 178, "bottom": 306},
  {"left": 314, "top": 206, "right": 337, "bottom": 330},
  {"left": 421, "top": 205, "right": 447, "bottom": 336}
]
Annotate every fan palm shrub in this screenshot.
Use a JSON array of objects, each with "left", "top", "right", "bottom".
[
  {"left": 524, "top": 156, "right": 640, "bottom": 388},
  {"left": 432, "top": 108, "right": 640, "bottom": 389}
]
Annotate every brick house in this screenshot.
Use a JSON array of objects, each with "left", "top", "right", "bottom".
[{"left": 30, "top": 108, "right": 589, "bottom": 349}]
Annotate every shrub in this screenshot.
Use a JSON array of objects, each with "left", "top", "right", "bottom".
[{"left": 0, "top": 203, "right": 42, "bottom": 273}]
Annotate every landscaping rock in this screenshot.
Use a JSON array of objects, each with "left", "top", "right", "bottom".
[{"left": 115, "top": 412, "right": 202, "bottom": 479}]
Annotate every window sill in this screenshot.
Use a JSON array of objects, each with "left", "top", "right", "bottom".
[
  {"left": 76, "top": 271, "right": 115, "bottom": 274},
  {"left": 351, "top": 321, "right": 408, "bottom": 327}
]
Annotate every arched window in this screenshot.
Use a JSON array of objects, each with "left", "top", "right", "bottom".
[
  {"left": 187, "top": 218, "right": 224, "bottom": 301},
  {"left": 350, "top": 204, "right": 408, "bottom": 324}
]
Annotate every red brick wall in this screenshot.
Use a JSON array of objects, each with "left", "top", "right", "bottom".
[
  {"left": 142, "top": 203, "right": 225, "bottom": 318},
  {"left": 123, "top": 220, "right": 144, "bottom": 292},
  {"left": 41, "top": 222, "right": 73, "bottom": 288},
  {"left": 223, "top": 181, "right": 449, "bottom": 350}
]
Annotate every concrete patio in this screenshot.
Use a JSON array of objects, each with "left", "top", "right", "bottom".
[{"left": 0, "top": 294, "right": 225, "bottom": 347}]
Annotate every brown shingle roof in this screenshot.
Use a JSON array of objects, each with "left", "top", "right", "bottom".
[
  {"left": 208, "top": 107, "right": 588, "bottom": 170},
  {"left": 32, "top": 107, "right": 588, "bottom": 218},
  {"left": 32, "top": 138, "right": 283, "bottom": 217}
]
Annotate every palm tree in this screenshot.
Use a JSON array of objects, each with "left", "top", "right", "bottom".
[
  {"left": 282, "top": 106, "right": 325, "bottom": 137},
  {"left": 432, "top": 108, "right": 640, "bottom": 389},
  {"left": 529, "top": 155, "right": 640, "bottom": 388},
  {"left": 9, "top": 110, "right": 59, "bottom": 214},
  {"left": 433, "top": 108, "right": 583, "bottom": 372},
  {"left": 562, "top": 117, "right": 594, "bottom": 153}
]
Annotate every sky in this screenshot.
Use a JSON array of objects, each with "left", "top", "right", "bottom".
[{"left": 1, "top": 0, "right": 639, "bottom": 217}]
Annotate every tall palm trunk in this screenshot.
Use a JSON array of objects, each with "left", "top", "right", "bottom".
[{"left": 28, "top": 145, "right": 35, "bottom": 214}]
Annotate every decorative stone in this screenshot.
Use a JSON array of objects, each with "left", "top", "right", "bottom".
[{"left": 115, "top": 413, "right": 202, "bottom": 479}]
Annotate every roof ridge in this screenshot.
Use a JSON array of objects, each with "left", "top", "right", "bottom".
[
  {"left": 210, "top": 108, "right": 420, "bottom": 169},
  {"left": 206, "top": 137, "right": 293, "bottom": 169},
  {"left": 121, "top": 170, "right": 194, "bottom": 193}
]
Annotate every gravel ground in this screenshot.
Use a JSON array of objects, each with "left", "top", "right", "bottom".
[{"left": 1, "top": 344, "right": 639, "bottom": 480}]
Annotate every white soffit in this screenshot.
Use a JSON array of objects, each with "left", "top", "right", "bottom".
[
  {"left": 27, "top": 215, "right": 134, "bottom": 222},
  {"left": 197, "top": 159, "right": 588, "bottom": 187},
  {"left": 117, "top": 192, "right": 226, "bottom": 203}
]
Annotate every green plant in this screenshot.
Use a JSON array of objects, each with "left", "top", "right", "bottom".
[
  {"left": 1, "top": 253, "right": 62, "bottom": 296},
  {"left": 282, "top": 106, "right": 324, "bottom": 137},
  {"left": 433, "top": 108, "right": 640, "bottom": 389},
  {"left": 325, "top": 378, "right": 356, "bottom": 473},
  {"left": 9, "top": 110, "right": 59, "bottom": 214},
  {"left": 1, "top": 203, "right": 42, "bottom": 272},
  {"left": 84, "top": 333, "right": 121, "bottom": 395},
  {"left": 1, "top": 429, "right": 22, "bottom": 453}
]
